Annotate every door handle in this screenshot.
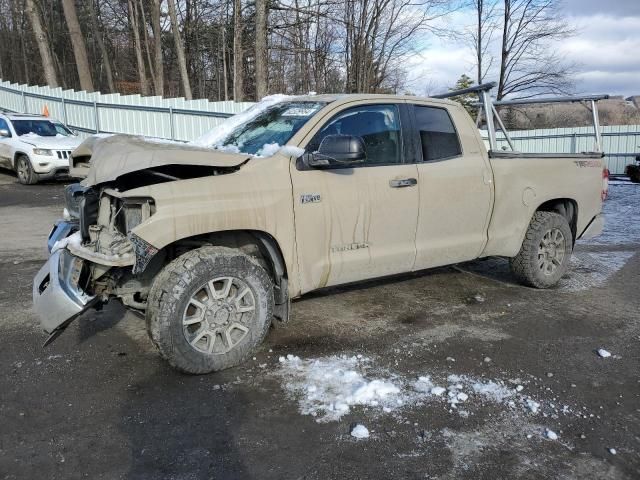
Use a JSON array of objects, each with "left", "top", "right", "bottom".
[{"left": 389, "top": 178, "right": 417, "bottom": 188}]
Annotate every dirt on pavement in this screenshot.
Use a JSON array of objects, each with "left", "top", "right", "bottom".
[{"left": 0, "top": 170, "right": 638, "bottom": 479}]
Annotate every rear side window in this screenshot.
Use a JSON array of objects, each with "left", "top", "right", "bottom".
[
  {"left": 0, "top": 118, "right": 9, "bottom": 133},
  {"left": 414, "top": 106, "right": 461, "bottom": 161}
]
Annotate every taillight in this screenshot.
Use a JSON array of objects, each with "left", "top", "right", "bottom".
[{"left": 602, "top": 168, "right": 609, "bottom": 201}]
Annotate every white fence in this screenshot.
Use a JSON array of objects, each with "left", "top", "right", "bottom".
[
  {"left": 482, "top": 126, "right": 640, "bottom": 175},
  {"left": 0, "top": 80, "right": 254, "bottom": 142},
  {"left": 1, "top": 80, "right": 637, "bottom": 174}
]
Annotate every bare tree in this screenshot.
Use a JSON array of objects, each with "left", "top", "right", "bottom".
[
  {"left": 469, "top": 0, "right": 499, "bottom": 85},
  {"left": 255, "top": 0, "right": 268, "bottom": 99},
  {"left": 88, "top": 0, "right": 115, "bottom": 93},
  {"left": 167, "top": 0, "right": 192, "bottom": 99},
  {"left": 128, "top": 0, "right": 150, "bottom": 95},
  {"left": 150, "top": 0, "right": 164, "bottom": 96},
  {"left": 61, "top": 0, "right": 94, "bottom": 92},
  {"left": 233, "top": 0, "right": 244, "bottom": 101},
  {"left": 25, "top": 0, "right": 58, "bottom": 88},
  {"left": 497, "top": 0, "right": 574, "bottom": 100}
]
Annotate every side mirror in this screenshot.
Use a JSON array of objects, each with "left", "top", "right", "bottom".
[
  {"left": 307, "top": 134, "right": 366, "bottom": 168},
  {"left": 0, "top": 129, "right": 10, "bottom": 138}
]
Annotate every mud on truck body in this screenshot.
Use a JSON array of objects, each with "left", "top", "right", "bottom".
[{"left": 33, "top": 85, "right": 606, "bottom": 374}]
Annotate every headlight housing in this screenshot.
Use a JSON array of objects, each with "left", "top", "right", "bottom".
[{"left": 33, "top": 148, "right": 53, "bottom": 156}]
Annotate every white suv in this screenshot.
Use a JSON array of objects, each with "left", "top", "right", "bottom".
[{"left": 0, "top": 112, "right": 83, "bottom": 184}]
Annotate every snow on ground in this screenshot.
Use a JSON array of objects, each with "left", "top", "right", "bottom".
[
  {"left": 350, "top": 424, "right": 370, "bottom": 439},
  {"left": 558, "top": 250, "right": 635, "bottom": 292},
  {"left": 275, "top": 354, "right": 588, "bottom": 424},
  {"left": 581, "top": 183, "right": 640, "bottom": 247},
  {"left": 597, "top": 348, "right": 612, "bottom": 358}
]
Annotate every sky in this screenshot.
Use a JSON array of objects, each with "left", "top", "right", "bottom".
[{"left": 406, "top": 0, "right": 640, "bottom": 98}]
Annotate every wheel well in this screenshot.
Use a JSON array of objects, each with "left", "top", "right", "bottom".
[
  {"left": 155, "top": 230, "right": 287, "bottom": 289},
  {"left": 13, "top": 151, "right": 29, "bottom": 169},
  {"left": 536, "top": 198, "right": 578, "bottom": 242}
]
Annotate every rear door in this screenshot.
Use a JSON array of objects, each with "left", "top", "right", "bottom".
[
  {"left": 409, "top": 102, "right": 493, "bottom": 270},
  {"left": 290, "top": 102, "right": 419, "bottom": 293}
]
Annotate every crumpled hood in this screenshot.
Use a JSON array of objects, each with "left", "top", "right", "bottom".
[
  {"left": 20, "top": 134, "right": 83, "bottom": 150},
  {"left": 71, "top": 134, "right": 251, "bottom": 186}
]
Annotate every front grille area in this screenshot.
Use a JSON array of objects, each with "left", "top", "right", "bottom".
[{"left": 56, "top": 150, "right": 73, "bottom": 160}]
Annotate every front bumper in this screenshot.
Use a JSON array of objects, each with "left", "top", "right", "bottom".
[
  {"left": 47, "top": 219, "right": 78, "bottom": 253},
  {"left": 32, "top": 249, "right": 96, "bottom": 334}
]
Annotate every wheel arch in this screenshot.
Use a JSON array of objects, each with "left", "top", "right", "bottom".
[
  {"left": 13, "top": 151, "right": 31, "bottom": 169},
  {"left": 534, "top": 198, "right": 578, "bottom": 243},
  {"left": 152, "top": 229, "right": 288, "bottom": 292}
]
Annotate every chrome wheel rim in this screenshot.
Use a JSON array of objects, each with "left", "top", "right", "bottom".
[
  {"left": 538, "top": 228, "right": 566, "bottom": 275},
  {"left": 182, "top": 276, "right": 255, "bottom": 355},
  {"left": 17, "top": 159, "right": 29, "bottom": 182}
]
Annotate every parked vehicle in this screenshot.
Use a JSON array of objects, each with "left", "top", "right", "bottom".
[
  {"left": 0, "top": 112, "right": 82, "bottom": 184},
  {"left": 33, "top": 87, "right": 605, "bottom": 374},
  {"left": 625, "top": 149, "right": 640, "bottom": 183}
]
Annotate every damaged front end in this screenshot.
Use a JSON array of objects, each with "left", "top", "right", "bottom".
[{"left": 33, "top": 183, "right": 161, "bottom": 343}]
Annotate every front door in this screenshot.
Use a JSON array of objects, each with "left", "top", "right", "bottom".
[{"left": 290, "top": 102, "right": 419, "bottom": 294}]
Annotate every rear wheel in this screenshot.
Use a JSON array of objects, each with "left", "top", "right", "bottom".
[
  {"left": 510, "top": 211, "right": 573, "bottom": 288},
  {"left": 16, "top": 155, "right": 38, "bottom": 185},
  {"left": 146, "top": 246, "right": 274, "bottom": 374}
]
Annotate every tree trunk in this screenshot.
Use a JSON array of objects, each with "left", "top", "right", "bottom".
[
  {"left": 476, "top": 0, "right": 483, "bottom": 85},
  {"left": 167, "top": 0, "right": 191, "bottom": 99},
  {"left": 254, "top": 0, "right": 268, "bottom": 99},
  {"left": 25, "top": 0, "right": 58, "bottom": 87},
  {"left": 233, "top": 0, "right": 244, "bottom": 101},
  {"left": 221, "top": 6, "right": 229, "bottom": 101},
  {"left": 497, "top": 0, "right": 510, "bottom": 100},
  {"left": 89, "top": 0, "right": 115, "bottom": 93},
  {"left": 151, "top": 0, "right": 164, "bottom": 96},
  {"left": 61, "top": 0, "right": 94, "bottom": 92},
  {"left": 128, "top": 0, "right": 149, "bottom": 95}
]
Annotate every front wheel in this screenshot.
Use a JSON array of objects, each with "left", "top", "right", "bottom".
[
  {"left": 510, "top": 211, "right": 573, "bottom": 288},
  {"left": 16, "top": 155, "right": 38, "bottom": 185},
  {"left": 146, "top": 246, "right": 274, "bottom": 374}
]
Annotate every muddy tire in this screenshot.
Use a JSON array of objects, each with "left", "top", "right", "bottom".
[
  {"left": 16, "top": 155, "right": 38, "bottom": 185},
  {"left": 146, "top": 246, "right": 274, "bottom": 374},
  {"left": 509, "top": 211, "right": 573, "bottom": 289}
]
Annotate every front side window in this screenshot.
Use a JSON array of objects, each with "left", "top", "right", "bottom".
[
  {"left": 307, "top": 104, "right": 402, "bottom": 165},
  {"left": 12, "top": 119, "right": 72, "bottom": 137},
  {"left": 414, "top": 106, "right": 461, "bottom": 161},
  {"left": 219, "top": 101, "right": 325, "bottom": 156},
  {"left": 0, "top": 118, "right": 10, "bottom": 134}
]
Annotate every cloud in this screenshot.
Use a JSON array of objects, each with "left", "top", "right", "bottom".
[{"left": 406, "top": 9, "right": 640, "bottom": 98}]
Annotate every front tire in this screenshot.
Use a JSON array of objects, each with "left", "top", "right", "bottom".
[
  {"left": 146, "top": 246, "right": 274, "bottom": 374},
  {"left": 16, "top": 155, "right": 38, "bottom": 185},
  {"left": 510, "top": 211, "right": 573, "bottom": 288}
]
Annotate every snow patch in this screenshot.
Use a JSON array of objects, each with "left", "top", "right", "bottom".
[
  {"left": 545, "top": 429, "right": 558, "bottom": 440},
  {"left": 597, "top": 348, "right": 611, "bottom": 358},
  {"left": 350, "top": 424, "right": 370, "bottom": 439},
  {"left": 276, "top": 355, "right": 402, "bottom": 422},
  {"left": 276, "top": 355, "right": 567, "bottom": 423}
]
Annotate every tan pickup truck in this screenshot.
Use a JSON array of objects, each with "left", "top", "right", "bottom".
[{"left": 33, "top": 90, "right": 605, "bottom": 373}]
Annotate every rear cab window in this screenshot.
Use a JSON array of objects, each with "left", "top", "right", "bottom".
[{"left": 411, "top": 105, "right": 462, "bottom": 162}]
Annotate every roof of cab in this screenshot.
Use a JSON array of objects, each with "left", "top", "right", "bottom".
[{"left": 289, "top": 93, "right": 456, "bottom": 107}]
